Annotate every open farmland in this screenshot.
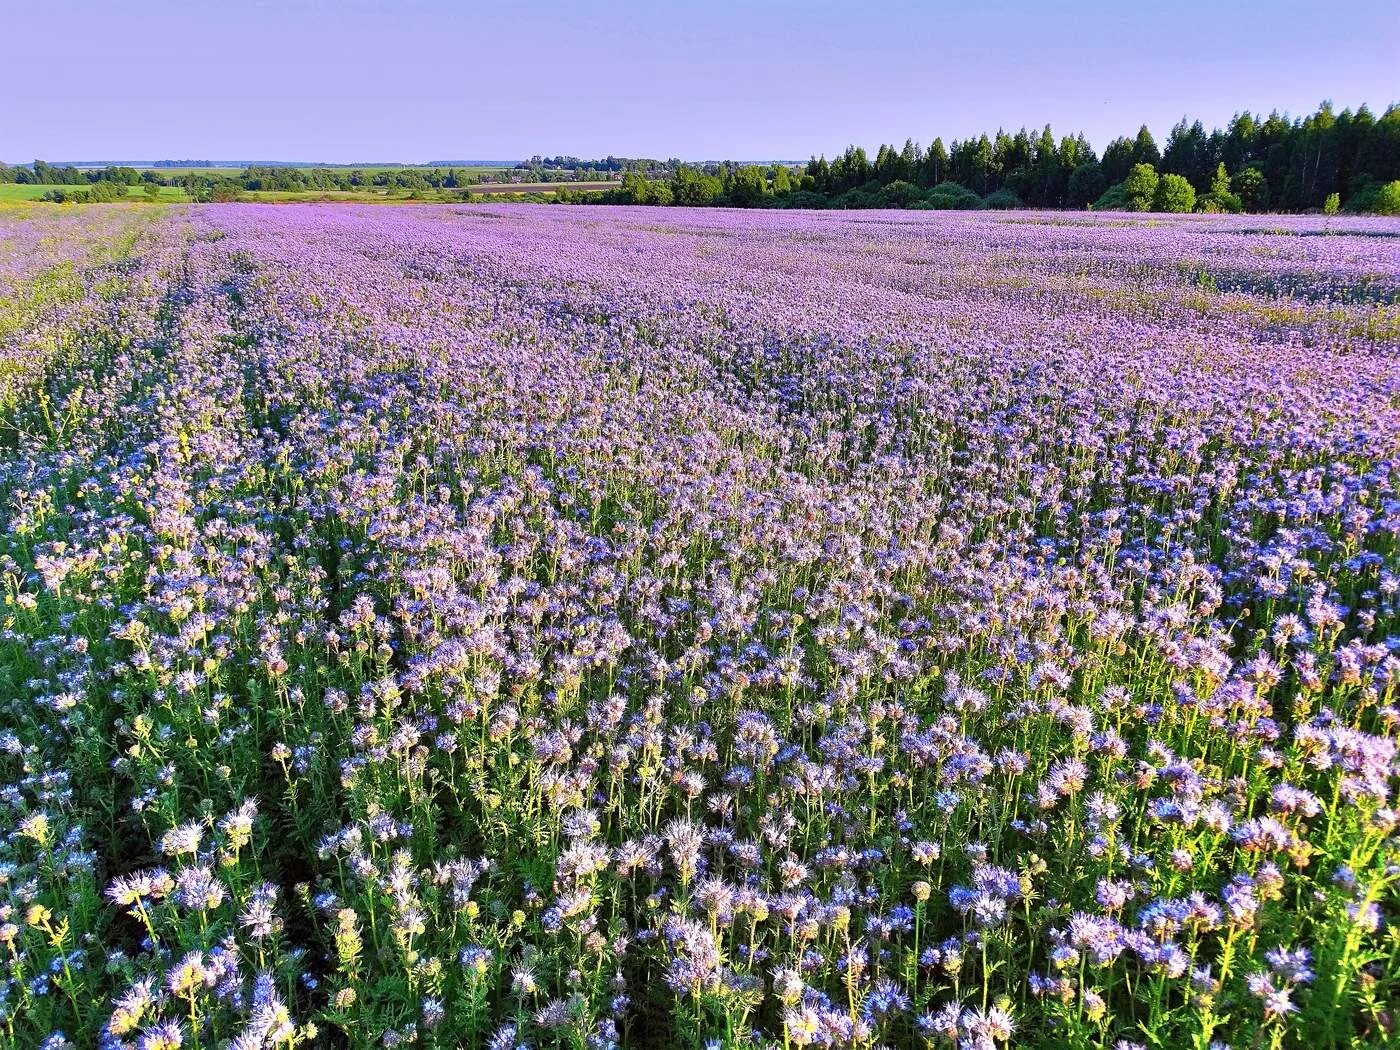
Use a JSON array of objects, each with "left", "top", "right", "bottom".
[
  {"left": 0, "top": 185, "right": 188, "bottom": 203},
  {"left": 0, "top": 203, "right": 1398, "bottom": 1049}
]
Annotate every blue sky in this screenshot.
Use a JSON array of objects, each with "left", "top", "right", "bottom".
[{"left": 7, "top": 0, "right": 1397, "bottom": 162}]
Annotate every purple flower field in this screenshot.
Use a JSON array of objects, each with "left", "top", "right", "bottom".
[{"left": 1, "top": 202, "right": 1399, "bottom": 1050}]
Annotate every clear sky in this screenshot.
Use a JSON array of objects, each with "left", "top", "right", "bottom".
[{"left": 7, "top": 0, "right": 1397, "bottom": 163}]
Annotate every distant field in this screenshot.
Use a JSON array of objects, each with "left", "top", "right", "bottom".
[
  {"left": 0, "top": 184, "right": 74, "bottom": 201},
  {"left": 131, "top": 185, "right": 188, "bottom": 201},
  {"left": 129, "top": 164, "right": 513, "bottom": 177},
  {"left": 0, "top": 184, "right": 187, "bottom": 202}
]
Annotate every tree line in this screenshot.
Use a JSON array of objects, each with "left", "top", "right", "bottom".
[
  {"left": 518, "top": 155, "right": 674, "bottom": 174},
  {"left": 562, "top": 101, "right": 1400, "bottom": 214},
  {"left": 0, "top": 162, "right": 639, "bottom": 202},
  {"left": 8, "top": 101, "right": 1398, "bottom": 212}
]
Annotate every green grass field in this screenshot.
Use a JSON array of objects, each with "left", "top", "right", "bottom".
[
  {"left": 0, "top": 184, "right": 188, "bottom": 202},
  {"left": 130, "top": 185, "right": 187, "bottom": 201},
  {"left": 0, "top": 184, "right": 75, "bottom": 201}
]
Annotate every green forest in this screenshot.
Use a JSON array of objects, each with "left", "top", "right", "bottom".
[{"left": 572, "top": 102, "right": 1400, "bottom": 213}]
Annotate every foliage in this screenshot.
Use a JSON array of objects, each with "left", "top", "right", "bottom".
[
  {"left": 771, "top": 190, "right": 827, "bottom": 210},
  {"left": 1067, "top": 163, "right": 1106, "bottom": 207},
  {"left": 669, "top": 165, "right": 724, "bottom": 207},
  {"left": 1093, "top": 182, "right": 1130, "bottom": 211},
  {"left": 1197, "top": 164, "right": 1242, "bottom": 213},
  {"left": 981, "top": 188, "right": 1024, "bottom": 210},
  {"left": 1233, "top": 167, "right": 1270, "bottom": 212},
  {"left": 7, "top": 100, "right": 1400, "bottom": 215},
  {"left": 1152, "top": 172, "right": 1197, "bottom": 213},
  {"left": 831, "top": 186, "right": 879, "bottom": 210},
  {"left": 875, "top": 180, "right": 926, "bottom": 208},
  {"left": 1373, "top": 180, "right": 1400, "bottom": 215},
  {"left": 718, "top": 165, "right": 770, "bottom": 207},
  {"left": 1122, "top": 164, "right": 1160, "bottom": 211},
  {"left": 919, "top": 181, "right": 984, "bottom": 210}
]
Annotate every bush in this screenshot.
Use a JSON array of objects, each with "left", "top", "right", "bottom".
[
  {"left": 1122, "top": 164, "right": 1159, "bottom": 211},
  {"left": 831, "top": 187, "right": 879, "bottom": 210},
  {"left": 87, "top": 181, "right": 128, "bottom": 203},
  {"left": 1152, "top": 173, "right": 1196, "bottom": 213},
  {"left": 1197, "top": 164, "right": 1242, "bottom": 213},
  {"left": 1196, "top": 194, "right": 1241, "bottom": 214},
  {"left": 1093, "top": 182, "right": 1131, "bottom": 211},
  {"left": 773, "top": 191, "right": 828, "bottom": 210},
  {"left": 919, "top": 182, "right": 983, "bottom": 210},
  {"left": 982, "top": 188, "right": 1024, "bottom": 210},
  {"left": 1232, "top": 167, "right": 1269, "bottom": 212},
  {"left": 1371, "top": 180, "right": 1400, "bottom": 216},
  {"left": 875, "top": 180, "right": 925, "bottom": 208}
]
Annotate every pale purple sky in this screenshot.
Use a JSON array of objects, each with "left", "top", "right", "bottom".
[{"left": 7, "top": 0, "right": 1397, "bottom": 163}]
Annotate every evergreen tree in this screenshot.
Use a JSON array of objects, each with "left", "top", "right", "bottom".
[
  {"left": 1232, "top": 167, "right": 1270, "bottom": 212},
  {"left": 1067, "top": 162, "right": 1106, "bottom": 207},
  {"left": 1131, "top": 125, "right": 1161, "bottom": 168},
  {"left": 922, "top": 138, "right": 948, "bottom": 188},
  {"left": 1101, "top": 137, "right": 1136, "bottom": 185}
]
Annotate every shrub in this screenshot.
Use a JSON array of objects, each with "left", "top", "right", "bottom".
[
  {"left": 831, "top": 187, "right": 878, "bottom": 210},
  {"left": 1152, "top": 173, "right": 1196, "bottom": 213},
  {"left": 1232, "top": 167, "right": 1269, "bottom": 212},
  {"left": 1197, "top": 164, "right": 1241, "bottom": 213},
  {"left": 774, "top": 190, "right": 828, "bottom": 210},
  {"left": 1093, "top": 182, "right": 1130, "bottom": 211},
  {"left": 1371, "top": 180, "right": 1400, "bottom": 216},
  {"left": 920, "top": 182, "right": 983, "bottom": 210},
  {"left": 1196, "top": 195, "right": 1240, "bottom": 214},
  {"left": 982, "top": 188, "right": 1024, "bottom": 210},
  {"left": 875, "top": 180, "right": 925, "bottom": 208},
  {"left": 1122, "top": 164, "right": 1159, "bottom": 211},
  {"left": 87, "top": 181, "right": 128, "bottom": 203}
]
